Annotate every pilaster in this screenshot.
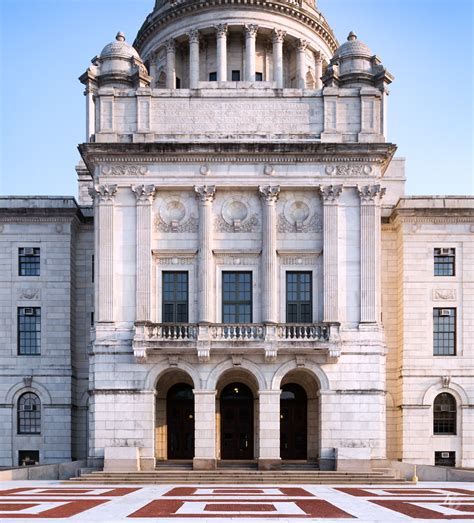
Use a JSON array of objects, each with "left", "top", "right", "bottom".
[
  {"left": 319, "top": 185, "right": 343, "bottom": 323},
  {"left": 194, "top": 185, "right": 216, "bottom": 324},
  {"left": 132, "top": 184, "right": 156, "bottom": 322},
  {"left": 88, "top": 184, "right": 118, "bottom": 323},
  {"left": 358, "top": 184, "right": 385, "bottom": 325},
  {"left": 259, "top": 186, "right": 280, "bottom": 324}
]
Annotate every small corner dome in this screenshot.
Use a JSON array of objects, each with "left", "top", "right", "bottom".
[
  {"left": 100, "top": 32, "right": 140, "bottom": 60},
  {"left": 333, "top": 32, "right": 373, "bottom": 59}
]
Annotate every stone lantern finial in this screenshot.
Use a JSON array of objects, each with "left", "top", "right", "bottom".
[
  {"left": 347, "top": 31, "right": 357, "bottom": 41},
  {"left": 116, "top": 31, "right": 126, "bottom": 42}
]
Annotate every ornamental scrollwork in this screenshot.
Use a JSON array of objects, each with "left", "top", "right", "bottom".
[
  {"left": 88, "top": 184, "right": 118, "bottom": 202},
  {"left": 101, "top": 165, "right": 148, "bottom": 176},
  {"left": 214, "top": 213, "right": 259, "bottom": 233},
  {"left": 154, "top": 214, "right": 198, "bottom": 233}
]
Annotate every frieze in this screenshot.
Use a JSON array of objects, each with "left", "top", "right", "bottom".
[
  {"left": 101, "top": 165, "right": 148, "bottom": 176},
  {"left": 155, "top": 257, "right": 196, "bottom": 265},
  {"left": 279, "top": 256, "right": 319, "bottom": 265},
  {"left": 432, "top": 289, "right": 456, "bottom": 301},
  {"left": 325, "top": 164, "right": 373, "bottom": 176}
]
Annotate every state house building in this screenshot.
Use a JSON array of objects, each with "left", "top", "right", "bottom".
[{"left": 0, "top": 0, "right": 473, "bottom": 472}]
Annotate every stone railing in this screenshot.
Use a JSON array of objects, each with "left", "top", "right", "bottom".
[
  {"left": 277, "top": 323, "right": 329, "bottom": 341},
  {"left": 145, "top": 323, "right": 198, "bottom": 340},
  {"left": 210, "top": 324, "right": 265, "bottom": 341}
]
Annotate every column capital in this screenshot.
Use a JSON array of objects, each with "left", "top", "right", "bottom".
[
  {"left": 165, "top": 38, "right": 176, "bottom": 53},
  {"left": 215, "top": 23, "right": 228, "bottom": 38},
  {"left": 88, "top": 184, "right": 117, "bottom": 203},
  {"left": 319, "top": 184, "right": 343, "bottom": 203},
  {"left": 188, "top": 29, "right": 200, "bottom": 44},
  {"left": 259, "top": 185, "right": 280, "bottom": 203},
  {"left": 357, "top": 184, "right": 386, "bottom": 203},
  {"left": 315, "top": 50, "right": 323, "bottom": 64},
  {"left": 296, "top": 38, "right": 310, "bottom": 52},
  {"left": 194, "top": 184, "right": 216, "bottom": 203},
  {"left": 131, "top": 184, "right": 156, "bottom": 203},
  {"left": 244, "top": 24, "right": 259, "bottom": 38},
  {"left": 272, "top": 29, "right": 286, "bottom": 44}
]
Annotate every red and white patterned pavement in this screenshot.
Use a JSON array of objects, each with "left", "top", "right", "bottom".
[{"left": 0, "top": 482, "right": 472, "bottom": 522}]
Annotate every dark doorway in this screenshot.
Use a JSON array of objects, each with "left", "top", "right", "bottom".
[
  {"left": 167, "top": 383, "right": 194, "bottom": 459},
  {"left": 280, "top": 383, "right": 307, "bottom": 460},
  {"left": 220, "top": 383, "right": 254, "bottom": 460}
]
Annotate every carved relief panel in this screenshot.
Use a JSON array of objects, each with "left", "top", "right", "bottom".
[
  {"left": 213, "top": 192, "right": 261, "bottom": 234},
  {"left": 277, "top": 191, "right": 322, "bottom": 234},
  {"left": 153, "top": 192, "right": 198, "bottom": 233}
]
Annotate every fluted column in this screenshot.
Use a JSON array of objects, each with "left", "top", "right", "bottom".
[
  {"left": 194, "top": 185, "right": 216, "bottom": 323},
  {"left": 244, "top": 24, "right": 258, "bottom": 81},
  {"left": 165, "top": 38, "right": 176, "bottom": 89},
  {"left": 358, "top": 184, "right": 386, "bottom": 324},
  {"left": 315, "top": 52, "right": 323, "bottom": 89},
  {"left": 259, "top": 185, "right": 280, "bottom": 324},
  {"left": 215, "top": 24, "right": 228, "bottom": 82},
  {"left": 319, "top": 185, "right": 343, "bottom": 323},
  {"left": 296, "top": 39, "right": 309, "bottom": 89},
  {"left": 272, "top": 29, "right": 286, "bottom": 89},
  {"left": 188, "top": 29, "right": 200, "bottom": 89},
  {"left": 132, "top": 185, "right": 156, "bottom": 322},
  {"left": 88, "top": 184, "right": 118, "bottom": 323}
]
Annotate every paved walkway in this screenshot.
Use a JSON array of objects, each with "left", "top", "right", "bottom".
[{"left": 0, "top": 482, "right": 472, "bottom": 521}]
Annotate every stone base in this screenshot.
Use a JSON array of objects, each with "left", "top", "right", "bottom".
[
  {"left": 193, "top": 458, "right": 217, "bottom": 470},
  {"left": 319, "top": 458, "right": 335, "bottom": 471},
  {"left": 258, "top": 458, "right": 281, "bottom": 470},
  {"left": 335, "top": 447, "right": 372, "bottom": 472},
  {"left": 140, "top": 457, "right": 156, "bottom": 471},
  {"left": 104, "top": 447, "right": 140, "bottom": 472}
]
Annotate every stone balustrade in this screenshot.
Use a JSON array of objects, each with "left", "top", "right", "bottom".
[{"left": 211, "top": 324, "right": 265, "bottom": 341}]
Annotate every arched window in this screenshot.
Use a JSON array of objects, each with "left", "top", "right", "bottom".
[
  {"left": 17, "top": 393, "right": 41, "bottom": 434},
  {"left": 433, "top": 393, "right": 457, "bottom": 435}
]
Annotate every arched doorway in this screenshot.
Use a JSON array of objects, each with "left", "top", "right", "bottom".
[
  {"left": 280, "top": 383, "right": 307, "bottom": 459},
  {"left": 220, "top": 382, "right": 254, "bottom": 460},
  {"left": 166, "top": 383, "right": 194, "bottom": 459}
]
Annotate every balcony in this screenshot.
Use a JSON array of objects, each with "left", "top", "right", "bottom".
[{"left": 133, "top": 321, "right": 340, "bottom": 363}]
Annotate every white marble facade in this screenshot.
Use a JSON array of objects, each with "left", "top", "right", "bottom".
[{"left": 0, "top": 0, "right": 472, "bottom": 471}]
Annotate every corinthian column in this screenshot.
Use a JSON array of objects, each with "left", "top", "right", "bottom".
[
  {"left": 215, "top": 24, "right": 228, "bottom": 82},
  {"left": 244, "top": 24, "right": 258, "bottom": 81},
  {"left": 88, "top": 184, "right": 118, "bottom": 323},
  {"left": 296, "top": 39, "right": 309, "bottom": 89},
  {"left": 188, "top": 29, "right": 200, "bottom": 89},
  {"left": 165, "top": 38, "right": 176, "bottom": 89},
  {"left": 358, "top": 184, "right": 386, "bottom": 324},
  {"left": 319, "top": 185, "right": 343, "bottom": 323},
  {"left": 132, "top": 184, "right": 156, "bottom": 322},
  {"left": 272, "top": 29, "right": 286, "bottom": 89},
  {"left": 259, "top": 185, "right": 280, "bottom": 324},
  {"left": 194, "top": 185, "right": 216, "bottom": 323}
]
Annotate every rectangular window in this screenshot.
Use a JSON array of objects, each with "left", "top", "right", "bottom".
[
  {"left": 162, "top": 272, "right": 189, "bottom": 323},
  {"left": 231, "top": 70, "right": 241, "bottom": 81},
  {"left": 286, "top": 272, "right": 312, "bottom": 323},
  {"left": 19, "top": 248, "right": 40, "bottom": 276},
  {"left": 18, "top": 308, "right": 41, "bottom": 355},
  {"left": 434, "top": 248, "right": 455, "bottom": 276},
  {"left": 434, "top": 451, "right": 455, "bottom": 467},
  {"left": 209, "top": 72, "right": 217, "bottom": 81},
  {"left": 433, "top": 308, "right": 456, "bottom": 356},
  {"left": 19, "top": 450, "right": 39, "bottom": 467},
  {"left": 255, "top": 72, "right": 263, "bottom": 81},
  {"left": 222, "top": 272, "right": 252, "bottom": 323}
]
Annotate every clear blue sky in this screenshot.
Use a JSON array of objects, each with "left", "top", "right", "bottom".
[{"left": 0, "top": 0, "right": 472, "bottom": 197}]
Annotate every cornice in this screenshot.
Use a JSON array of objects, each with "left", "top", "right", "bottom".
[
  {"left": 135, "top": 0, "right": 339, "bottom": 55},
  {"left": 79, "top": 142, "right": 396, "bottom": 174},
  {"left": 389, "top": 209, "right": 474, "bottom": 225}
]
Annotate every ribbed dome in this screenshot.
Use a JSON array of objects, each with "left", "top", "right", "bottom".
[
  {"left": 333, "top": 32, "right": 372, "bottom": 59},
  {"left": 100, "top": 32, "right": 140, "bottom": 60}
]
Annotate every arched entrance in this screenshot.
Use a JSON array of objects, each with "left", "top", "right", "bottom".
[
  {"left": 220, "top": 382, "right": 254, "bottom": 460},
  {"left": 280, "top": 383, "right": 307, "bottom": 459},
  {"left": 167, "top": 383, "right": 194, "bottom": 459}
]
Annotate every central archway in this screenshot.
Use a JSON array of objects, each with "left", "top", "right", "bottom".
[{"left": 220, "top": 382, "right": 254, "bottom": 460}]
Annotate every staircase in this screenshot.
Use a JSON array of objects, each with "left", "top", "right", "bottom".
[{"left": 72, "top": 467, "right": 405, "bottom": 485}]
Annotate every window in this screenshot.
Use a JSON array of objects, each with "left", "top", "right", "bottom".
[
  {"left": 19, "top": 450, "right": 39, "bottom": 467},
  {"left": 222, "top": 272, "right": 252, "bottom": 323},
  {"left": 286, "top": 272, "right": 312, "bottom": 323},
  {"left": 434, "top": 393, "right": 457, "bottom": 435},
  {"left": 434, "top": 248, "right": 455, "bottom": 276},
  {"left": 162, "top": 272, "right": 189, "bottom": 323},
  {"left": 19, "top": 248, "right": 40, "bottom": 276},
  {"left": 433, "top": 308, "right": 456, "bottom": 356},
  {"left": 176, "top": 77, "right": 181, "bottom": 89},
  {"left": 255, "top": 72, "right": 263, "bottom": 81},
  {"left": 231, "top": 70, "right": 241, "bottom": 81},
  {"left": 209, "top": 72, "right": 217, "bottom": 81},
  {"left": 17, "top": 393, "right": 41, "bottom": 434},
  {"left": 18, "top": 308, "right": 41, "bottom": 355},
  {"left": 434, "top": 451, "right": 456, "bottom": 467}
]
